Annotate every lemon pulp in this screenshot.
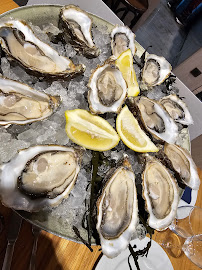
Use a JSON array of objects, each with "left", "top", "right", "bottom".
[
  {"left": 65, "top": 109, "right": 120, "bottom": 151},
  {"left": 115, "top": 49, "right": 140, "bottom": 97},
  {"left": 116, "top": 106, "right": 158, "bottom": 152}
]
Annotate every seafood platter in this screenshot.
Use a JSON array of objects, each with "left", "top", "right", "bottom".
[{"left": 0, "top": 4, "right": 200, "bottom": 260}]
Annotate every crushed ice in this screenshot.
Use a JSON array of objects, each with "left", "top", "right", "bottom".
[
  {"left": 0, "top": 21, "right": 179, "bottom": 239},
  {"left": 0, "top": 22, "right": 114, "bottom": 235}
]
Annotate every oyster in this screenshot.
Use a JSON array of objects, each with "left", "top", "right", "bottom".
[
  {"left": 111, "top": 25, "right": 136, "bottom": 58},
  {"left": 164, "top": 143, "right": 200, "bottom": 190},
  {"left": 0, "top": 145, "right": 82, "bottom": 212},
  {"left": 96, "top": 157, "right": 138, "bottom": 258},
  {"left": 0, "top": 76, "right": 60, "bottom": 126},
  {"left": 142, "top": 54, "right": 172, "bottom": 86},
  {"left": 0, "top": 19, "right": 85, "bottom": 78},
  {"left": 159, "top": 94, "right": 193, "bottom": 125},
  {"left": 142, "top": 155, "right": 179, "bottom": 230},
  {"left": 88, "top": 61, "right": 127, "bottom": 114},
  {"left": 60, "top": 5, "right": 100, "bottom": 58},
  {"left": 127, "top": 96, "right": 179, "bottom": 144}
]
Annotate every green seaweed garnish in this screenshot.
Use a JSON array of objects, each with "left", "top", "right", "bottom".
[{"left": 88, "top": 151, "right": 100, "bottom": 246}]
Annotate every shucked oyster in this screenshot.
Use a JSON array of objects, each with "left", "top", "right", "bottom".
[
  {"left": 142, "top": 54, "right": 172, "bottom": 86},
  {"left": 127, "top": 96, "right": 179, "bottom": 144},
  {"left": 0, "top": 76, "right": 60, "bottom": 126},
  {"left": 164, "top": 143, "right": 200, "bottom": 190},
  {"left": 0, "top": 19, "right": 85, "bottom": 78},
  {"left": 96, "top": 157, "right": 138, "bottom": 258},
  {"left": 142, "top": 155, "right": 179, "bottom": 230},
  {"left": 159, "top": 94, "right": 193, "bottom": 125},
  {"left": 111, "top": 25, "right": 136, "bottom": 58},
  {"left": 0, "top": 145, "right": 82, "bottom": 212},
  {"left": 60, "top": 5, "right": 100, "bottom": 58},
  {"left": 88, "top": 61, "right": 127, "bottom": 114}
]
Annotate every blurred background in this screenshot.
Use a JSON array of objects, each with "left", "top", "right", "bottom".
[{"left": 103, "top": 0, "right": 202, "bottom": 101}]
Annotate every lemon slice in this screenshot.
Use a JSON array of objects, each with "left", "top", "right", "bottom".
[
  {"left": 116, "top": 106, "right": 158, "bottom": 152},
  {"left": 65, "top": 109, "right": 120, "bottom": 151},
  {"left": 115, "top": 49, "right": 140, "bottom": 97}
]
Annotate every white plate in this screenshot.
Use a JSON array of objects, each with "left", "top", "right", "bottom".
[{"left": 95, "top": 237, "right": 174, "bottom": 270}]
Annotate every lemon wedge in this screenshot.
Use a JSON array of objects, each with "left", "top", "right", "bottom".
[
  {"left": 116, "top": 106, "right": 158, "bottom": 152},
  {"left": 115, "top": 49, "right": 140, "bottom": 97},
  {"left": 65, "top": 109, "right": 120, "bottom": 151}
]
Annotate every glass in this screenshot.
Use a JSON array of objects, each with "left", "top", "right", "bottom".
[
  {"left": 158, "top": 206, "right": 202, "bottom": 268},
  {"left": 182, "top": 235, "right": 202, "bottom": 268},
  {"left": 169, "top": 206, "right": 202, "bottom": 238}
]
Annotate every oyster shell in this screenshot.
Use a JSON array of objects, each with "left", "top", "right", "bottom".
[
  {"left": 164, "top": 143, "right": 200, "bottom": 190},
  {"left": 111, "top": 25, "right": 136, "bottom": 58},
  {"left": 60, "top": 5, "right": 100, "bottom": 58},
  {"left": 0, "top": 145, "right": 82, "bottom": 212},
  {"left": 142, "top": 155, "right": 179, "bottom": 230},
  {"left": 96, "top": 157, "right": 138, "bottom": 258},
  {"left": 142, "top": 54, "right": 172, "bottom": 86},
  {"left": 159, "top": 94, "right": 193, "bottom": 125},
  {"left": 0, "top": 19, "right": 85, "bottom": 78},
  {"left": 88, "top": 61, "right": 127, "bottom": 114},
  {"left": 0, "top": 76, "right": 60, "bottom": 126},
  {"left": 127, "top": 96, "right": 179, "bottom": 144}
]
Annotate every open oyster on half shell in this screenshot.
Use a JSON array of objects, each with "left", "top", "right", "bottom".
[
  {"left": 0, "top": 76, "right": 60, "bottom": 126},
  {"left": 60, "top": 5, "right": 100, "bottom": 58},
  {"left": 88, "top": 60, "right": 127, "bottom": 114},
  {"left": 111, "top": 25, "right": 136, "bottom": 58},
  {"left": 0, "top": 19, "right": 85, "bottom": 78},
  {"left": 159, "top": 94, "right": 193, "bottom": 125},
  {"left": 0, "top": 145, "right": 82, "bottom": 212},
  {"left": 164, "top": 143, "right": 200, "bottom": 190},
  {"left": 142, "top": 54, "right": 172, "bottom": 86},
  {"left": 142, "top": 155, "right": 179, "bottom": 230},
  {"left": 127, "top": 96, "right": 179, "bottom": 144},
  {"left": 96, "top": 157, "right": 138, "bottom": 258}
]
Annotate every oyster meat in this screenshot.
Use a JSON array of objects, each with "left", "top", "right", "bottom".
[
  {"left": 0, "top": 76, "right": 60, "bottom": 126},
  {"left": 60, "top": 5, "right": 100, "bottom": 58},
  {"left": 0, "top": 145, "right": 82, "bottom": 212},
  {"left": 142, "top": 155, "right": 179, "bottom": 230},
  {"left": 0, "top": 19, "right": 85, "bottom": 78},
  {"left": 164, "top": 143, "right": 200, "bottom": 190},
  {"left": 127, "top": 96, "right": 179, "bottom": 144},
  {"left": 96, "top": 157, "right": 138, "bottom": 258},
  {"left": 159, "top": 94, "right": 193, "bottom": 125},
  {"left": 88, "top": 61, "right": 127, "bottom": 114},
  {"left": 111, "top": 25, "right": 136, "bottom": 58},
  {"left": 142, "top": 54, "right": 172, "bottom": 86}
]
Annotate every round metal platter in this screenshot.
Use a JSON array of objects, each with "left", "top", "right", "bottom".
[{"left": 0, "top": 5, "right": 190, "bottom": 244}]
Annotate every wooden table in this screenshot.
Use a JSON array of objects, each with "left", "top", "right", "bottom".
[{"left": 0, "top": 1, "right": 202, "bottom": 269}]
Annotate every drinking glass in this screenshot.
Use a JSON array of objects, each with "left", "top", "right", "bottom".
[
  {"left": 182, "top": 234, "right": 202, "bottom": 268},
  {"left": 158, "top": 206, "right": 202, "bottom": 268},
  {"left": 169, "top": 205, "right": 202, "bottom": 238}
]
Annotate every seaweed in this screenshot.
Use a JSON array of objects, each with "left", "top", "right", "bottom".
[
  {"left": 133, "top": 45, "right": 152, "bottom": 69},
  {"left": 72, "top": 226, "right": 93, "bottom": 252},
  {"left": 128, "top": 230, "right": 153, "bottom": 270},
  {"left": 128, "top": 244, "right": 140, "bottom": 270},
  {"left": 87, "top": 151, "right": 100, "bottom": 246},
  {"left": 164, "top": 74, "right": 176, "bottom": 91}
]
